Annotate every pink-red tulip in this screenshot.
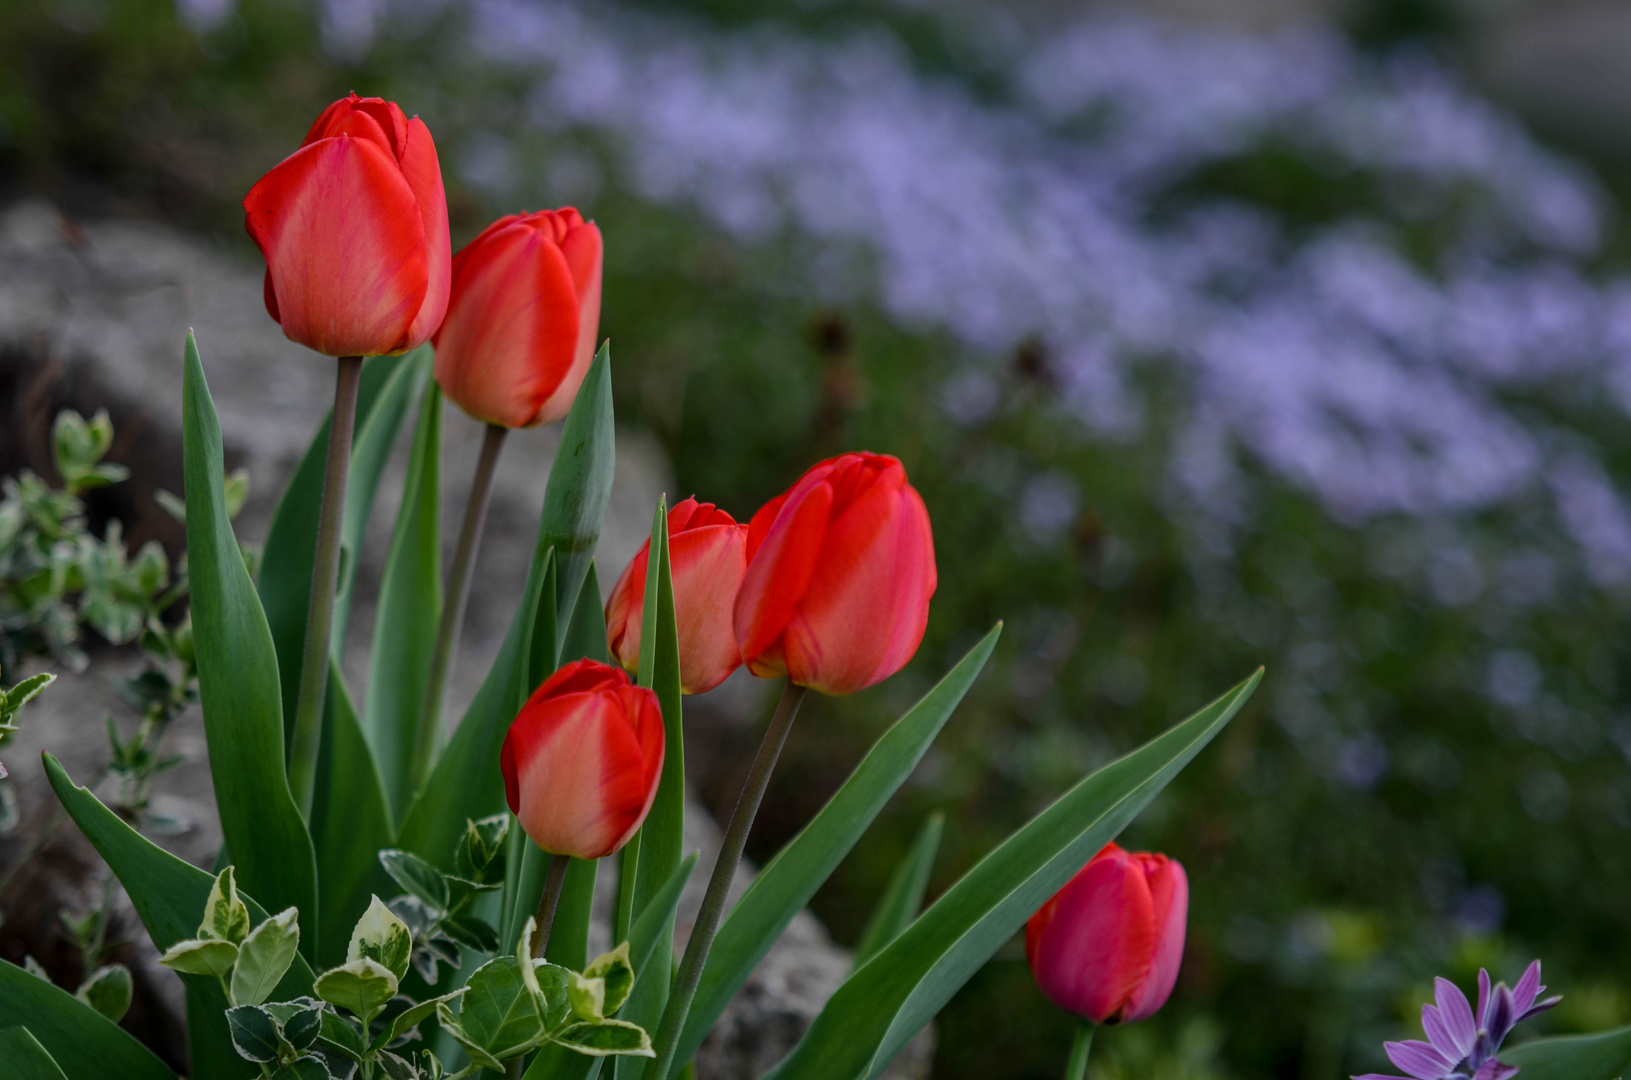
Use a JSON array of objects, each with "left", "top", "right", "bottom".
[
  {"left": 244, "top": 93, "right": 451, "bottom": 358},
  {"left": 499, "top": 659, "right": 663, "bottom": 860},
  {"left": 433, "top": 208, "right": 604, "bottom": 428},
  {"left": 605, "top": 498, "right": 749, "bottom": 695},
  {"left": 1025, "top": 842, "right": 1189, "bottom": 1025},
  {"left": 733, "top": 452, "right": 936, "bottom": 696}
]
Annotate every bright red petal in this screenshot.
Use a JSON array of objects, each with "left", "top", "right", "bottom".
[
  {"left": 398, "top": 116, "right": 451, "bottom": 351},
  {"left": 734, "top": 480, "right": 834, "bottom": 677},
  {"left": 535, "top": 220, "right": 603, "bottom": 425}
]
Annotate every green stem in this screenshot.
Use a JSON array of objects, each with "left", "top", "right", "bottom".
[
  {"left": 288, "top": 354, "right": 363, "bottom": 817},
  {"left": 647, "top": 681, "right": 809, "bottom": 1080},
  {"left": 1064, "top": 1020, "right": 1095, "bottom": 1080},
  {"left": 410, "top": 422, "right": 507, "bottom": 796},
  {"left": 530, "top": 853, "right": 571, "bottom": 959}
]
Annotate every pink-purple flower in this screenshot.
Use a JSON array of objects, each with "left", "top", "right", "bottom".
[{"left": 1354, "top": 961, "right": 1560, "bottom": 1080}]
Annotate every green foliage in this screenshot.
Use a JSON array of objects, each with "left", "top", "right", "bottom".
[
  {"left": 0, "top": 956, "right": 178, "bottom": 1079},
  {"left": 852, "top": 811, "right": 944, "bottom": 970},
  {"left": 1504, "top": 1025, "right": 1631, "bottom": 1080},
  {"left": 0, "top": 1026, "right": 72, "bottom": 1080}
]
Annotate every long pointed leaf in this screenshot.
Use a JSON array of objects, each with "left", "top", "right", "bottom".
[
  {"left": 182, "top": 331, "right": 317, "bottom": 956},
  {"left": 364, "top": 383, "right": 443, "bottom": 820},
  {"left": 0, "top": 968, "right": 176, "bottom": 1080},
  {"left": 618, "top": 500, "right": 683, "bottom": 1080},
  {"left": 764, "top": 670, "right": 1263, "bottom": 1080},
  {"left": 670, "top": 626, "right": 1001, "bottom": 1073},
  {"left": 853, "top": 811, "right": 944, "bottom": 970},
  {"left": 44, "top": 753, "right": 314, "bottom": 1078},
  {"left": 313, "top": 663, "right": 395, "bottom": 963},
  {"left": 398, "top": 344, "right": 615, "bottom": 871}
]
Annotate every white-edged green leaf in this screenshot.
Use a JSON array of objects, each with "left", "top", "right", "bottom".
[
  {"left": 555, "top": 1018, "right": 655, "bottom": 1058},
  {"left": 318, "top": 1010, "right": 367, "bottom": 1063},
  {"left": 348, "top": 895, "right": 412, "bottom": 982},
  {"left": 313, "top": 958, "right": 398, "bottom": 1022},
  {"left": 379, "top": 850, "right": 449, "bottom": 914},
  {"left": 74, "top": 964, "right": 132, "bottom": 1023},
  {"left": 225, "top": 1004, "right": 282, "bottom": 1063},
  {"left": 371, "top": 988, "right": 467, "bottom": 1052},
  {"left": 585, "top": 942, "right": 634, "bottom": 1017},
  {"left": 456, "top": 955, "right": 549, "bottom": 1059},
  {"left": 158, "top": 938, "right": 238, "bottom": 980},
  {"left": 435, "top": 1003, "right": 505, "bottom": 1072},
  {"left": 198, "top": 866, "right": 250, "bottom": 944},
  {"left": 230, "top": 907, "right": 301, "bottom": 1007},
  {"left": 568, "top": 972, "right": 606, "bottom": 1023}
]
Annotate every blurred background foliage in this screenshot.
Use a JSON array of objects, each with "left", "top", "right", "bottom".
[{"left": 5, "top": 0, "right": 1631, "bottom": 1078}]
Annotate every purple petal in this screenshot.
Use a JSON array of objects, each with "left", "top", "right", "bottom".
[
  {"left": 1485, "top": 986, "right": 1515, "bottom": 1050},
  {"left": 1352, "top": 1075, "right": 1416, "bottom": 1080},
  {"left": 1511, "top": 961, "right": 1543, "bottom": 1016},
  {"left": 1386, "top": 1039, "right": 1456, "bottom": 1079},
  {"left": 1472, "top": 1060, "right": 1518, "bottom": 1080},
  {"left": 1518, "top": 993, "right": 1562, "bottom": 1023},
  {"left": 1435, "top": 977, "right": 1479, "bottom": 1058},
  {"left": 1477, "top": 969, "right": 1492, "bottom": 1028},
  {"left": 1422, "top": 1004, "right": 1460, "bottom": 1058}
]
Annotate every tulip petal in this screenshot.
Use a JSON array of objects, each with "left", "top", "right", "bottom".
[
  {"left": 434, "top": 220, "right": 580, "bottom": 427},
  {"left": 1024, "top": 845, "right": 1158, "bottom": 1024},
  {"left": 668, "top": 523, "right": 749, "bottom": 693},
  {"left": 245, "top": 135, "right": 428, "bottom": 358},
  {"left": 398, "top": 116, "right": 451, "bottom": 352},
  {"left": 781, "top": 476, "right": 935, "bottom": 694},
  {"left": 536, "top": 220, "right": 603, "bottom": 425},
  {"left": 605, "top": 544, "right": 647, "bottom": 674},
  {"left": 1119, "top": 854, "right": 1187, "bottom": 1022},
  {"left": 736, "top": 480, "right": 835, "bottom": 678}
]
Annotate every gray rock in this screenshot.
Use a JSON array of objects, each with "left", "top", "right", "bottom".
[{"left": 0, "top": 199, "right": 929, "bottom": 1078}]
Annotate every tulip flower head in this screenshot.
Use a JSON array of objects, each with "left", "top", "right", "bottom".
[
  {"left": 605, "top": 498, "right": 749, "bottom": 695},
  {"left": 734, "top": 452, "right": 936, "bottom": 696},
  {"left": 500, "top": 659, "right": 664, "bottom": 861},
  {"left": 1353, "top": 961, "right": 1560, "bottom": 1080},
  {"left": 433, "top": 208, "right": 604, "bottom": 428},
  {"left": 245, "top": 93, "right": 451, "bottom": 358},
  {"left": 1025, "top": 843, "right": 1188, "bottom": 1025}
]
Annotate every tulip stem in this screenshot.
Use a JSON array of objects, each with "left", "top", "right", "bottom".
[
  {"left": 411, "top": 421, "right": 508, "bottom": 795},
  {"left": 648, "top": 680, "right": 809, "bottom": 1080},
  {"left": 530, "top": 853, "right": 571, "bottom": 959},
  {"left": 288, "top": 354, "right": 363, "bottom": 818},
  {"left": 1064, "top": 1020, "right": 1095, "bottom": 1080}
]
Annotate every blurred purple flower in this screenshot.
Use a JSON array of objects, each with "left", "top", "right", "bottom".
[{"left": 1353, "top": 961, "right": 1560, "bottom": 1080}]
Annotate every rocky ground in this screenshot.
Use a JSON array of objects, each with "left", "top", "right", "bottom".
[{"left": 0, "top": 198, "right": 928, "bottom": 1078}]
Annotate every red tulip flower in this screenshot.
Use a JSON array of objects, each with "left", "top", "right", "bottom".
[
  {"left": 734, "top": 452, "right": 936, "bottom": 696},
  {"left": 244, "top": 93, "right": 451, "bottom": 358},
  {"left": 433, "top": 208, "right": 604, "bottom": 428},
  {"left": 500, "top": 659, "right": 664, "bottom": 860},
  {"left": 1025, "top": 843, "right": 1189, "bottom": 1025},
  {"left": 605, "top": 498, "right": 750, "bottom": 695}
]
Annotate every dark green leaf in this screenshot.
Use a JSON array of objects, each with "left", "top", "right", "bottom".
[
  {"left": 277, "top": 1000, "right": 324, "bottom": 1053},
  {"left": 439, "top": 915, "right": 500, "bottom": 954},
  {"left": 317, "top": 1010, "right": 366, "bottom": 1063},
  {"left": 312, "top": 667, "right": 395, "bottom": 963},
  {"left": 269, "top": 1057, "right": 334, "bottom": 1080},
  {"left": 225, "top": 1004, "right": 282, "bottom": 1062},
  {"left": 852, "top": 812, "right": 944, "bottom": 969},
  {"left": 0, "top": 1026, "right": 71, "bottom": 1080},
  {"left": 538, "top": 342, "right": 616, "bottom": 621},
  {"left": 374, "top": 988, "right": 467, "bottom": 1051},
  {"left": 1504, "top": 1026, "right": 1631, "bottom": 1080},
  {"left": 381, "top": 850, "right": 450, "bottom": 913},
  {"left": 454, "top": 814, "right": 510, "bottom": 884},
  {"left": 75, "top": 963, "right": 133, "bottom": 1022},
  {"left": 454, "top": 956, "right": 548, "bottom": 1059},
  {"left": 182, "top": 331, "right": 318, "bottom": 955},
  {"left": 364, "top": 385, "right": 442, "bottom": 820},
  {"left": 674, "top": 626, "right": 1000, "bottom": 1070},
  {"left": 0, "top": 967, "right": 177, "bottom": 1079},
  {"left": 560, "top": 562, "right": 612, "bottom": 666},
  {"left": 764, "top": 670, "right": 1262, "bottom": 1080}
]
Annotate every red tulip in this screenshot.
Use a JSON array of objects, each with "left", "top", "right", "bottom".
[
  {"left": 734, "top": 453, "right": 936, "bottom": 696},
  {"left": 244, "top": 93, "right": 451, "bottom": 358},
  {"left": 605, "top": 498, "right": 749, "bottom": 695},
  {"left": 1025, "top": 843, "right": 1189, "bottom": 1025},
  {"left": 499, "top": 659, "right": 664, "bottom": 860},
  {"left": 433, "top": 208, "right": 604, "bottom": 428}
]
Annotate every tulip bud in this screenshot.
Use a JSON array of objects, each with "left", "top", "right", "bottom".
[
  {"left": 1025, "top": 843, "right": 1188, "bottom": 1025},
  {"left": 605, "top": 498, "right": 749, "bottom": 695},
  {"left": 433, "top": 208, "right": 604, "bottom": 428},
  {"left": 499, "top": 659, "right": 663, "bottom": 860},
  {"left": 244, "top": 94, "right": 451, "bottom": 358},
  {"left": 734, "top": 452, "right": 936, "bottom": 696}
]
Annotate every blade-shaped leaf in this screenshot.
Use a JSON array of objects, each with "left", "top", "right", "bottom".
[
  {"left": 364, "top": 384, "right": 443, "bottom": 820},
  {"left": 672, "top": 626, "right": 1001, "bottom": 1071},
  {"left": 258, "top": 351, "right": 425, "bottom": 732},
  {"left": 312, "top": 664, "right": 394, "bottom": 963},
  {"left": 0, "top": 1026, "right": 71, "bottom": 1080},
  {"left": 182, "top": 331, "right": 318, "bottom": 955},
  {"left": 853, "top": 812, "right": 944, "bottom": 969},
  {"left": 560, "top": 562, "right": 612, "bottom": 666},
  {"left": 0, "top": 962, "right": 177, "bottom": 1079},
  {"left": 45, "top": 752, "right": 314, "bottom": 1078},
  {"left": 1503, "top": 1026, "right": 1631, "bottom": 1080},
  {"left": 538, "top": 342, "right": 616, "bottom": 621},
  {"left": 763, "top": 670, "right": 1263, "bottom": 1080},
  {"left": 618, "top": 499, "right": 683, "bottom": 1077}
]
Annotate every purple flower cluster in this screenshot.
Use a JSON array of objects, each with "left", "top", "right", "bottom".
[{"left": 1354, "top": 961, "right": 1560, "bottom": 1080}]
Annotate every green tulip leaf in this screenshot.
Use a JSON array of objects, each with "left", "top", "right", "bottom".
[
  {"left": 672, "top": 625, "right": 1001, "bottom": 1072},
  {"left": 852, "top": 812, "right": 944, "bottom": 969},
  {"left": 763, "top": 670, "right": 1263, "bottom": 1080},
  {"left": 231, "top": 907, "right": 301, "bottom": 1007},
  {"left": 0, "top": 1026, "right": 71, "bottom": 1080},
  {"left": 1503, "top": 1025, "right": 1631, "bottom": 1080},
  {"left": 182, "top": 331, "right": 318, "bottom": 955},
  {"left": 0, "top": 965, "right": 177, "bottom": 1079}
]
